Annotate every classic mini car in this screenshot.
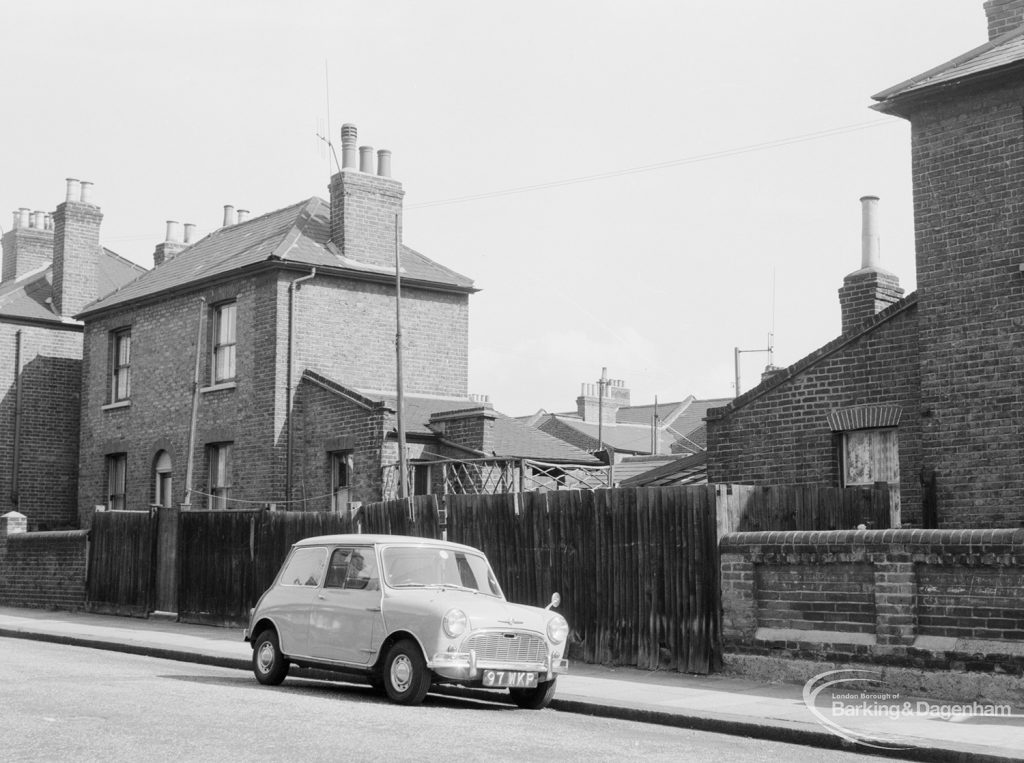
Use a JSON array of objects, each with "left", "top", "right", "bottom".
[{"left": 244, "top": 534, "right": 570, "bottom": 708}]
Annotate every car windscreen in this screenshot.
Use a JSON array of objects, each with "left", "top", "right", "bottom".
[{"left": 381, "top": 546, "right": 502, "bottom": 597}]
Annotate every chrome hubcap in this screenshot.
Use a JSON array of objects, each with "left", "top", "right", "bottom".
[
  {"left": 390, "top": 654, "right": 412, "bottom": 692},
  {"left": 257, "top": 642, "right": 275, "bottom": 672}
]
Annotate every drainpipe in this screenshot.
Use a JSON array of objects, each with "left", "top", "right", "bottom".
[
  {"left": 10, "top": 330, "right": 22, "bottom": 505},
  {"left": 287, "top": 268, "right": 317, "bottom": 506},
  {"left": 182, "top": 298, "right": 207, "bottom": 509}
]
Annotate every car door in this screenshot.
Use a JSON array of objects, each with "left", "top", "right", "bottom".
[
  {"left": 264, "top": 545, "right": 328, "bottom": 657},
  {"left": 307, "top": 545, "right": 383, "bottom": 665}
]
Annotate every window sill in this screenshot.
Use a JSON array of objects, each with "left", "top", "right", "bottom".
[
  {"left": 102, "top": 401, "right": 131, "bottom": 411},
  {"left": 201, "top": 381, "right": 237, "bottom": 394}
]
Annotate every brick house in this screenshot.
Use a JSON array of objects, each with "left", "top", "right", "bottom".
[
  {"left": 706, "top": 0, "right": 1024, "bottom": 529},
  {"left": 0, "top": 185, "right": 145, "bottom": 530},
  {"left": 75, "top": 124, "right": 595, "bottom": 514}
]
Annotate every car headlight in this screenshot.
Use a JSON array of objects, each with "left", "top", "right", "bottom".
[
  {"left": 546, "top": 614, "right": 568, "bottom": 645},
  {"left": 443, "top": 608, "right": 468, "bottom": 638}
]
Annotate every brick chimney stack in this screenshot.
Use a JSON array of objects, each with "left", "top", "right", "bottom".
[
  {"left": 329, "top": 123, "right": 404, "bottom": 268},
  {"left": 1, "top": 205, "right": 54, "bottom": 283},
  {"left": 153, "top": 220, "right": 188, "bottom": 267},
  {"left": 838, "top": 196, "right": 904, "bottom": 335},
  {"left": 984, "top": 0, "right": 1024, "bottom": 39},
  {"left": 51, "top": 177, "right": 103, "bottom": 317},
  {"left": 577, "top": 377, "right": 630, "bottom": 424}
]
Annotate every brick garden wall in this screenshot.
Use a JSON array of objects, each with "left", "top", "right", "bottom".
[
  {"left": 721, "top": 529, "right": 1024, "bottom": 676},
  {"left": 0, "top": 520, "right": 88, "bottom": 610}
]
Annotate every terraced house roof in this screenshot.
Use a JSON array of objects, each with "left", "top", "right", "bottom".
[{"left": 79, "top": 196, "right": 475, "bottom": 316}]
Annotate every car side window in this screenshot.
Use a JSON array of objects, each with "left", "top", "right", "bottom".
[
  {"left": 324, "top": 548, "right": 351, "bottom": 588},
  {"left": 345, "top": 547, "right": 379, "bottom": 590},
  {"left": 278, "top": 547, "right": 327, "bottom": 587}
]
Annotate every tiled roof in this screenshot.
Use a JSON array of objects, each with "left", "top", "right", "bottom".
[
  {"left": 612, "top": 455, "right": 684, "bottom": 484},
  {"left": 301, "top": 371, "right": 597, "bottom": 464},
  {"left": 0, "top": 248, "right": 145, "bottom": 324},
  {"left": 873, "top": 25, "right": 1024, "bottom": 112},
  {"left": 489, "top": 414, "right": 599, "bottom": 463},
  {"left": 532, "top": 395, "right": 729, "bottom": 457},
  {"left": 619, "top": 451, "right": 708, "bottom": 487},
  {"left": 81, "top": 197, "right": 474, "bottom": 316}
]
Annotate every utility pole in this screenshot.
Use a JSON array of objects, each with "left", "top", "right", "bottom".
[
  {"left": 597, "top": 366, "right": 608, "bottom": 451},
  {"left": 395, "top": 213, "right": 408, "bottom": 499}
]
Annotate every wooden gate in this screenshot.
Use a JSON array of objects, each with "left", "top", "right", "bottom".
[{"left": 86, "top": 510, "right": 156, "bottom": 616}]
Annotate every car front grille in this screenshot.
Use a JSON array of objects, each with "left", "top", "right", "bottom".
[{"left": 466, "top": 631, "right": 548, "bottom": 664}]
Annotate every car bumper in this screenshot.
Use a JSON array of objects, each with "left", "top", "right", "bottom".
[{"left": 429, "top": 651, "right": 569, "bottom": 683}]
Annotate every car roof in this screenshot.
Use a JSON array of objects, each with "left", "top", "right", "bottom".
[{"left": 292, "top": 533, "right": 481, "bottom": 554}]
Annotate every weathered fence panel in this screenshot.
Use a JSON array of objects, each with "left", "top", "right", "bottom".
[
  {"left": 178, "top": 509, "right": 347, "bottom": 626},
  {"left": 435, "top": 486, "right": 722, "bottom": 674},
  {"left": 715, "top": 484, "right": 892, "bottom": 535},
  {"left": 86, "top": 510, "right": 155, "bottom": 617}
]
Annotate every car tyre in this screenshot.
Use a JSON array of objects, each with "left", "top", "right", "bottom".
[
  {"left": 252, "top": 629, "right": 289, "bottom": 686},
  {"left": 383, "top": 639, "right": 430, "bottom": 705},
  {"left": 510, "top": 677, "right": 557, "bottom": 710}
]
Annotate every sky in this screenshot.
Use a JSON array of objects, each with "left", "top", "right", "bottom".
[{"left": 0, "top": 1, "right": 986, "bottom": 416}]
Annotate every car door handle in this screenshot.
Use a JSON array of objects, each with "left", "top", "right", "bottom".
[
  {"left": 366, "top": 607, "right": 381, "bottom": 612},
  {"left": 317, "top": 594, "right": 326, "bottom": 600}
]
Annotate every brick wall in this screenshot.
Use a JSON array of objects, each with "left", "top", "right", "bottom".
[
  {"left": 1, "top": 226, "right": 53, "bottom": 282},
  {"left": 0, "top": 322, "right": 84, "bottom": 530},
  {"left": 291, "top": 276, "right": 469, "bottom": 398},
  {"left": 293, "top": 375, "right": 389, "bottom": 508},
  {"left": 79, "top": 272, "right": 279, "bottom": 512},
  {"left": 0, "top": 529, "right": 88, "bottom": 610},
  {"left": 78, "top": 266, "right": 469, "bottom": 512},
  {"left": 911, "top": 80, "right": 1024, "bottom": 528},
  {"left": 51, "top": 198, "right": 102, "bottom": 318},
  {"left": 707, "top": 300, "right": 923, "bottom": 524},
  {"left": 721, "top": 529, "right": 1024, "bottom": 675}
]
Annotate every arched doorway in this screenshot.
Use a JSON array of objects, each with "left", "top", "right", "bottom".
[{"left": 154, "top": 450, "right": 173, "bottom": 508}]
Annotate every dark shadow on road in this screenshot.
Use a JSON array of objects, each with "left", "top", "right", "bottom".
[{"left": 158, "top": 673, "right": 518, "bottom": 711}]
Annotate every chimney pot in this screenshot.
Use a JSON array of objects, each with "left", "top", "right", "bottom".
[
  {"left": 165, "top": 220, "right": 182, "bottom": 243},
  {"left": 184, "top": 223, "right": 197, "bottom": 243},
  {"left": 377, "top": 149, "right": 392, "bottom": 177},
  {"left": 65, "top": 178, "right": 80, "bottom": 203},
  {"left": 236, "top": 209, "right": 249, "bottom": 223},
  {"left": 11, "top": 211, "right": 20, "bottom": 229},
  {"left": 18, "top": 208, "right": 30, "bottom": 228},
  {"left": 79, "top": 180, "right": 94, "bottom": 204},
  {"left": 341, "top": 123, "right": 358, "bottom": 169},
  {"left": 223, "top": 205, "right": 236, "bottom": 227},
  {"left": 44, "top": 213, "right": 53, "bottom": 231},
  {"left": 860, "top": 195, "right": 880, "bottom": 269},
  {"left": 32, "top": 210, "right": 45, "bottom": 229},
  {"left": 359, "top": 145, "right": 374, "bottom": 173}
]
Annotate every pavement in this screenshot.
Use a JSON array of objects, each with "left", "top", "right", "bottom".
[{"left": 3, "top": 606, "right": 1023, "bottom": 762}]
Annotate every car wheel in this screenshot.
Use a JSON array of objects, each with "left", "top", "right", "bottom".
[
  {"left": 510, "top": 677, "right": 557, "bottom": 710},
  {"left": 383, "top": 639, "right": 430, "bottom": 705},
  {"left": 252, "top": 629, "right": 289, "bottom": 686}
]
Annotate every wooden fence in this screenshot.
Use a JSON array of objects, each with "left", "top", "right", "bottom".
[
  {"left": 354, "top": 487, "right": 721, "bottom": 674},
  {"left": 177, "top": 509, "right": 347, "bottom": 626},
  {"left": 715, "top": 483, "right": 893, "bottom": 535},
  {"left": 84, "top": 483, "right": 892, "bottom": 673},
  {"left": 86, "top": 510, "right": 155, "bottom": 616}
]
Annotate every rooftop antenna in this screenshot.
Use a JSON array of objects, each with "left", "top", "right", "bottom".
[
  {"left": 316, "top": 61, "right": 341, "bottom": 174},
  {"left": 733, "top": 269, "right": 776, "bottom": 395}
]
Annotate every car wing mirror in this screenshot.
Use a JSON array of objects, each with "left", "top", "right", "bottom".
[{"left": 545, "top": 592, "right": 561, "bottom": 610}]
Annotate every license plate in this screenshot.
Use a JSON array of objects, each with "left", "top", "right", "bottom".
[{"left": 482, "top": 670, "right": 538, "bottom": 689}]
